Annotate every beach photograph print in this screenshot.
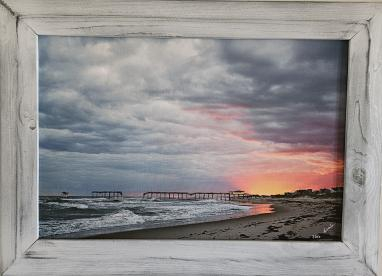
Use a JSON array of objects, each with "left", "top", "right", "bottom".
[{"left": 39, "top": 37, "right": 347, "bottom": 240}]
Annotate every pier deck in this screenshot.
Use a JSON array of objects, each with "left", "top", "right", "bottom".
[
  {"left": 92, "top": 191, "right": 123, "bottom": 200},
  {"left": 142, "top": 192, "right": 256, "bottom": 201}
]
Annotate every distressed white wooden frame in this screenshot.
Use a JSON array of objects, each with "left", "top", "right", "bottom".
[{"left": 0, "top": 0, "right": 381, "bottom": 275}]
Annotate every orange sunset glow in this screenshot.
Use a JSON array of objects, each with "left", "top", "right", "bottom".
[
  {"left": 229, "top": 169, "right": 344, "bottom": 195},
  {"left": 223, "top": 143, "right": 344, "bottom": 195},
  {"left": 185, "top": 103, "right": 345, "bottom": 195}
]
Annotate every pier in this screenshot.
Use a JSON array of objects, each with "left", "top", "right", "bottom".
[
  {"left": 92, "top": 191, "right": 123, "bottom": 200},
  {"left": 143, "top": 192, "right": 235, "bottom": 201}
]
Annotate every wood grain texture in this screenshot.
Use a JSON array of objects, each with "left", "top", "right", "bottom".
[
  {"left": 0, "top": 1, "right": 381, "bottom": 276},
  {"left": 343, "top": 26, "right": 369, "bottom": 264},
  {"left": 16, "top": 20, "right": 38, "bottom": 256},
  {"left": 0, "top": 4, "right": 17, "bottom": 275},
  {"left": 3, "top": 240, "right": 376, "bottom": 276},
  {"left": 343, "top": 13, "right": 382, "bottom": 275},
  {"left": 22, "top": 17, "right": 363, "bottom": 39},
  {"left": 367, "top": 13, "right": 382, "bottom": 275},
  {"left": 2, "top": 1, "right": 381, "bottom": 22}
]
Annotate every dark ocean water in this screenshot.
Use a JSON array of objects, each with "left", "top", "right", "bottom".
[{"left": 39, "top": 196, "right": 273, "bottom": 238}]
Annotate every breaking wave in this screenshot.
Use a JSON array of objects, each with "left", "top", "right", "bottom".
[{"left": 39, "top": 197, "right": 271, "bottom": 237}]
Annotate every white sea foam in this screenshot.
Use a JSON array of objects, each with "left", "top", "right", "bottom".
[
  {"left": 46, "top": 202, "right": 89, "bottom": 209},
  {"left": 40, "top": 197, "right": 264, "bottom": 237},
  {"left": 40, "top": 208, "right": 145, "bottom": 237}
]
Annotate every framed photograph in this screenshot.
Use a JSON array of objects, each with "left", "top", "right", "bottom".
[
  {"left": 1, "top": 1, "right": 382, "bottom": 275},
  {"left": 37, "top": 37, "right": 347, "bottom": 242}
]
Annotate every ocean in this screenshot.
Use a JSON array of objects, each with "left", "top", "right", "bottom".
[{"left": 39, "top": 196, "right": 273, "bottom": 238}]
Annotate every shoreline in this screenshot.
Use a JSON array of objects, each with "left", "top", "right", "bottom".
[
  {"left": 84, "top": 203, "right": 284, "bottom": 239},
  {"left": 46, "top": 201, "right": 272, "bottom": 239},
  {"left": 83, "top": 199, "right": 342, "bottom": 240}
]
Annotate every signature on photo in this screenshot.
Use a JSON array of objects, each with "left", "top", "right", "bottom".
[{"left": 311, "top": 223, "right": 335, "bottom": 239}]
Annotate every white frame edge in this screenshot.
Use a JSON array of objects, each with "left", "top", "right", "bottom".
[{"left": 0, "top": 1, "right": 382, "bottom": 275}]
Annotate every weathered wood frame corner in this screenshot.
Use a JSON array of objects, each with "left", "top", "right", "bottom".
[{"left": 1, "top": 1, "right": 382, "bottom": 275}]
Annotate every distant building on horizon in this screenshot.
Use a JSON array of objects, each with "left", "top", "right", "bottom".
[{"left": 229, "top": 190, "right": 246, "bottom": 196}]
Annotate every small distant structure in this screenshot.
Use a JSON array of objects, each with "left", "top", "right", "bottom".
[
  {"left": 230, "top": 190, "right": 246, "bottom": 196},
  {"left": 92, "top": 191, "right": 123, "bottom": 200},
  {"left": 229, "top": 190, "right": 250, "bottom": 199},
  {"left": 294, "top": 189, "right": 314, "bottom": 197},
  {"left": 61, "top": 192, "right": 69, "bottom": 198},
  {"left": 318, "top": 188, "right": 331, "bottom": 195}
]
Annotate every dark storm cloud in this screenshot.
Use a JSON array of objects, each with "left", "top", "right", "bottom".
[
  {"left": 39, "top": 37, "right": 347, "bottom": 194},
  {"left": 176, "top": 40, "right": 347, "bottom": 149}
]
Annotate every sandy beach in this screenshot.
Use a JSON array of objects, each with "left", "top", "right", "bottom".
[{"left": 86, "top": 198, "right": 342, "bottom": 241}]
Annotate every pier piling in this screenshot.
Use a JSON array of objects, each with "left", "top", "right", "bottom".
[
  {"left": 142, "top": 192, "right": 232, "bottom": 201},
  {"left": 92, "top": 191, "right": 123, "bottom": 200}
]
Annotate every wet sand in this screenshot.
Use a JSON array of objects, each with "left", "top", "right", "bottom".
[{"left": 86, "top": 198, "right": 342, "bottom": 241}]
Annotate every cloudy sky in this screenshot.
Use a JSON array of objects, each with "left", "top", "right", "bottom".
[{"left": 39, "top": 37, "right": 347, "bottom": 196}]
